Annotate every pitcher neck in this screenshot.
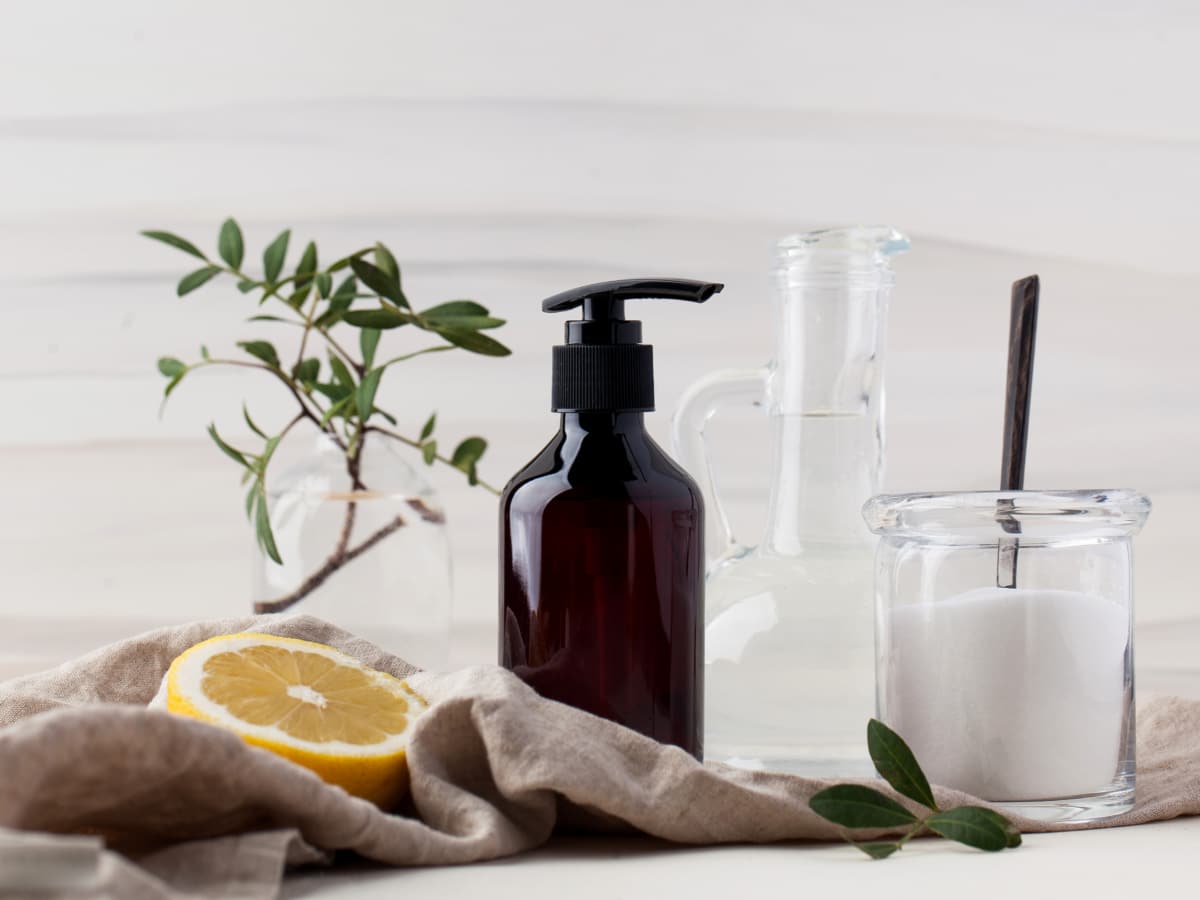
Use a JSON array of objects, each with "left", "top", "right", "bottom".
[
  {"left": 760, "top": 227, "right": 905, "bottom": 552},
  {"left": 768, "top": 230, "right": 902, "bottom": 416}
]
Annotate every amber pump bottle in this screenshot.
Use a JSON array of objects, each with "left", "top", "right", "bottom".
[{"left": 499, "top": 278, "right": 721, "bottom": 759}]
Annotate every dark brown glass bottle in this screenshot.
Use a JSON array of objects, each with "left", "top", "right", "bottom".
[{"left": 499, "top": 278, "right": 721, "bottom": 759}]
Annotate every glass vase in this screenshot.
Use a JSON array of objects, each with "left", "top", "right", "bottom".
[{"left": 252, "top": 431, "right": 452, "bottom": 669}]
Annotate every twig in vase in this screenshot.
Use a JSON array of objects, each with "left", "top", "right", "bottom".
[
  {"left": 254, "top": 512, "right": 408, "bottom": 614},
  {"left": 145, "top": 219, "right": 510, "bottom": 612}
]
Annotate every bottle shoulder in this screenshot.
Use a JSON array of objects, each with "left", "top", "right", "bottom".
[{"left": 502, "top": 427, "right": 702, "bottom": 511}]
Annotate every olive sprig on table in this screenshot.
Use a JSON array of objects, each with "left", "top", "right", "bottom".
[
  {"left": 144, "top": 218, "right": 509, "bottom": 612},
  {"left": 809, "top": 719, "right": 1022, "bottom": 858}
]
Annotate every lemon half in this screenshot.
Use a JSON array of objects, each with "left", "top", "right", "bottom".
[{"left": 166, "top": 632, "right": 425, "bottom": 808}]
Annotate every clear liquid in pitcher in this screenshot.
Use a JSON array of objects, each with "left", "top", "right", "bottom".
[{"left": 705, "top": 411, "right": 877, "bottom": 776}]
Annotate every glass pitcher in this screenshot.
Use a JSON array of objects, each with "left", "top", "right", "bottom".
[{"left": 672, "top": 225, "right": 909, "bottom": 776}]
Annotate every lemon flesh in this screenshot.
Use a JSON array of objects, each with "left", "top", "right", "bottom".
[{"left": 166, "top": 633, "right": 425, "bottom": 809}]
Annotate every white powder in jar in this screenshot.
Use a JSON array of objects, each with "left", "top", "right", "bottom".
[{"left": 882, "top": 587, "right": 1129, "bottom": 801}]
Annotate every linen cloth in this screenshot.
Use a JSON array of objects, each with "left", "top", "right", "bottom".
[{"left": 1, "top": 614, "right": 1197, "bottom": 899}]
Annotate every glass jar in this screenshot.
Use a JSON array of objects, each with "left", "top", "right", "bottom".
[
  {"left": 252, "top": 431, "right": 453, "bottom": 669},
  {"left": 864, "top": 489, "right": 1151, "bottom": 823}
]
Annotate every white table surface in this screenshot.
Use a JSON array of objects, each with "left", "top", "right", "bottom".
[{"left": 281, "top": 822, "right": 1200, "bottom": 900}]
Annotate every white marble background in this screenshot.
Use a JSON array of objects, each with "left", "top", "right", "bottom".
[{"left": 1, "top": 0, "right": 1198, "bottom": 643}]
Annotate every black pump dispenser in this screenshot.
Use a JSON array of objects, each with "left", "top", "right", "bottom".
[{"left": 545, "top": 278, "right": 723, "bottom": 413}]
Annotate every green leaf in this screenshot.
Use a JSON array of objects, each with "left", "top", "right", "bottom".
[
  {"left": 242, "top": 404, "right": 269, "bottom": 439},
  {"left": 422, "top": 440, "right": 437, "bottom": 465},
  {"left": 206, "top": 423, "right": 251, "bottom": 470},
  {"left": 420, "top": 412, "right": 436, "bottom": 441},
  {"left": 263, "top": 229, "right": 290, "bottom": 282},
  {"left": 293, "top": 357, "right": 320, "bottom": 385},
  {"left": 157, "top": 357, "right": 186, "bottom": 378},
  {"left": 451, "top": 436, "right": 486, "bottom": 483},
  {"left": 421, "top": 301, "right": 504, "bottom": 330},
  {"left": 236, "top": 340, "right": 281, "bottom": 369},
  {"left": 350, "top": 257, "right": 407, "bottom": 308},
  {"left": 868, "top": 719, "right": 938, "bottom": 811},
  {"left": 319, "top": 394, "right": 353, "bottom": 426},
  {"left": 331, "top": 274, "right": 357, "bottom": 303},
  {"left": 926, "top": 807, "right": 1017, "bottom": 852},
  {"left": 254, "top": 488, "right": 282, "bottom": 565},
  {"left": 421, "top": 300, "right": 487, "bottom": 319},
  {"left": 360, "top": 328, "right": 381, "bottom": 368},
  {"left": 141, "top": 230, "right": 208, "bottom": 261},
  {"left": 433, "top": 326, "right": 511, "bottom": 357},
  {"left": 284, "top": 285, "right": 312, "bottom": 310},
  {"left": 314, "top": 278, "right": 357, "bottom": 328},
  {"left": 236, "top": 279, "right": 259, "bottom": 294},
  {"left": 422, "top": 298, "right": 505, "bottom": 329},
  {"left": 315, "top": 272, "right": 332, "bottom": 299},
  {"left": 1002, "top": 821, "right": 1022, "bottom": 848},
  {"left": 374, "top": 242, "right": 400, "bottom": 285},
  {"left": 218, "top": 218, "right": 245, "bottom": 269},
  {"left": 161, "top": 371, "right": 186, "bottom": 405},
  {"left": 854, "top": 842, "right": 900, "bottom": 860},
  {"left": 328, "top": 354, "right": 355, "bottom": 390},
  {"left": 283, "top": 241, "right": 319, "bottom": 310},
  {"left": 808, "top": 785, "right": 918, "bottom": 829},
  {"left": 200, "top": 345, "right": 211, "bottom": 360},
  {"left": 295, "top": 241, "right": 318, "bottom": 281},
  {"left": 313, "top": 381, "right": 351, "bottom": 404},
  {"left": 245, "top": 485, "right": 257, "bottom": 520},
  {"left": 314, "top": 305, "right": 350, "bottom": 329},
  {"left": 343, "top": 308, "right": 413, "bottom": 330},
  {"left": 260, "top": 434, "right": 282, "bottom": 468},
  {"left": 246, "top": 314, "right": 297, "bottom": 324},
  {"left": 355, "top": 368, "right": 384, "bottom": 423},
  {"left": 177, "top": 265, "right": 223, "bottom": 296}
]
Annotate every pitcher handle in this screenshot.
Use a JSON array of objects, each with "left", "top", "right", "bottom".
[{"left": 671, "top": 367, "right": 770, "bottom": 566}]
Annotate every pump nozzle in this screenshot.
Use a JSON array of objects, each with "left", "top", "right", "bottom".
[
  {"left": 543, "top": 277, "right": 724, "bottom": 320},
  {"left": 544, "top": 277, "right": 724, "bottom": 348},
  {"left": 542, "top": 277, "right": 723, "bottom": 412}
]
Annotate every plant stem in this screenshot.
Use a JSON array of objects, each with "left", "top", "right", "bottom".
[
  {"left": 895, "top": 820, "right": 929, "bottom": 849},
  {"left": 276, "top": 411, "right": 305, "bottom": 445},
  {"left": 320, "top": 329, "right": 363, "bottom": 376},
  {"left": 242, "top": 249, "right": 371, "bottom": 303},
  {"left": 366, "top": 424, "right": 502, "bottom": 495},
  {"left": 253, "top": 512, "right": 406, "bottom": 614},
  {"left": 379, "top": 345, "right": 456, "bottom": 367},
  {"left": 256, "top": 428, "right": 370, "bottom": 614},
  {"left": 199, "top": 358, "right": 345, "bottom": 450},
  {"left": 295, "top": 292, "right": 321, "bottom": 370}
]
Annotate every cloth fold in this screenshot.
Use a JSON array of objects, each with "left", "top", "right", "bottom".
[{"left": 2, "top": 615, "right": 1199, "bottom": 899}]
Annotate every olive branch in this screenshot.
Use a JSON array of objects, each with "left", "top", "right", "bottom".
[
  {"left": 809, "top": 719, "right": 1022, "bottom": 859},
  {"left": 145, "top": 218, "right": 509, "bottom": 614}
]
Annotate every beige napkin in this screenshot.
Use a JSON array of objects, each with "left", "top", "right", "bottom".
[{"left": 2, "top": 615, "right": 1199, "bottom": 899}]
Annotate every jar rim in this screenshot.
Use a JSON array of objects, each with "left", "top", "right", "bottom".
[{"left": 863, "top": 489, "right": 1151, "bottom": 542}]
